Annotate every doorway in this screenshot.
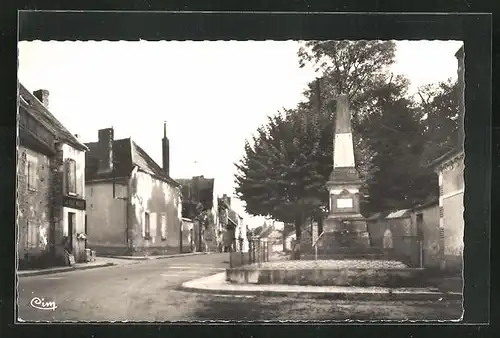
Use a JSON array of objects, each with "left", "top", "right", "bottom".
[
  {"left": 68, "top": 212, "right": 76, "bottom": 253},
  {"left": 84, "top": 215, "right": 88, "bottom": 249}
]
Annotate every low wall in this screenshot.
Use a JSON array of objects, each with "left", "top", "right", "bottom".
[
  {"left": 226, "top": 267, "right": 426, "bottom": 287},
  {"left": 91, "top": 245, "right": 186, "bottom": 256}
]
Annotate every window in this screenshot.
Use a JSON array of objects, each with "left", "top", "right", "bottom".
[
  {"left": 144, "top": 212, "right": 151, "bottom": 239},
  {"left": 27, "top": 160, "right": 37, "bottom": 191},
  {"left": 416, "top": 214, "right": 424, "bottom": 239},
  {"left": 66, "top": 159, "right": 77, "bottom": 195},
  {"left": 160, "top": 214, "right": 167, "bottom": 241}
]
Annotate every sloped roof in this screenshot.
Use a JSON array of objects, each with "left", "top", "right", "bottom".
[
  {"left": 386, "top": 209, "right": 411, "bottom": 219},
  {"left": 18, "top": 83, "right": 88, "bottom": 151},
  {"left": 85, "top": 137, "right": 180, "bottom": 187},
  {"left": 175, "top": 176, "right": 215, "bottom": 210},
  {"left": 228, "top": 209, "right": 239, "bottom": 226},
  {"left": 85, "top": 138, "right": 133, "bottom": 181},
  {"left": 259, "top": 226, "right": 275, "bottom": 239}
]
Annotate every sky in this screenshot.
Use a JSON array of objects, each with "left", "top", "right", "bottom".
[{"left": 18, "top": 40, "right": 463, "bottom": 229}]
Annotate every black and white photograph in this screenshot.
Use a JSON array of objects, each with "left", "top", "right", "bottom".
[{"left": 13, "top": 12, "right": 489, "bottom": 324}]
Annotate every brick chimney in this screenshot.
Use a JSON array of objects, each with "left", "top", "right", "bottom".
[
  {"left": 455, "top": 46, "right": 465, "bottom": 151},
  {"left": 97, "top": 128, "right": 114, "bottom": 174},
  {"left": 162, "top": 121, "right": 170, "bottom": 176},
  {"left": 33, "top": 89, "right": 49, "bottom": 108}
]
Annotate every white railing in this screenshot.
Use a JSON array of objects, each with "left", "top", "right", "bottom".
[{"left": 312, "top": 231, "right": 325, "bottom": 260}]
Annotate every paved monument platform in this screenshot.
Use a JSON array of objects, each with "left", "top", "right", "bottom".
[{"left": 180, "top": 272, "right": 462, "bottom": 301}]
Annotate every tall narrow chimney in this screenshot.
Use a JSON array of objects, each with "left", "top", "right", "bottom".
[
  {"left": 162, "top": 121, "right": 170, "bottom": 176},
  {"left": 455, "top": 46, "right": 465, "bottom": 151},
  {"left": 33, "top": 89, "right": 49, "bottom": 108},
  {"left": 97, "top": 128, "right": 114, "bottom": 174}
]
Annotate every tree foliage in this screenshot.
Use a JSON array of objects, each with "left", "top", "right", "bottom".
[
  {"left": 235, "top": 40, "right": 459, "bottom": 246},
  {"left": 417, "top": 79, "right": 460, "bottom": 163}
]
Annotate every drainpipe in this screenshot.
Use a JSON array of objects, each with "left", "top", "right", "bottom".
[{"left": 126, "top": 166, "right": 139, "bottom": 254}]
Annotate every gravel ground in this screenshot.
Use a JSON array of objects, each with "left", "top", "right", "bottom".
[{"left": 248, "top": 259, "right": 409, "bottom": 270}]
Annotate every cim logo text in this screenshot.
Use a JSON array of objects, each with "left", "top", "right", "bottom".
[{"left": 30, "top": 297, "right": 57, "bottom": 311}]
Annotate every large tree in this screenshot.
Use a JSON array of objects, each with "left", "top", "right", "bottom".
[
  {"left": 417, "top": 79, "right": 460, "bottom": 164},
  {"left": 358, "top": 81, "right": 437, "bottom": 213}
]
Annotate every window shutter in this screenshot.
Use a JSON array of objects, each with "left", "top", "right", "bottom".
[
  {"left": 142, "top": 213, "right": 146, "bottom": 237},
  {"left": 161, "top": 214, "right": 167, "bottom": 240}
]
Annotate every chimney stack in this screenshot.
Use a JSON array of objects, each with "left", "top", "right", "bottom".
[
  {"left": 33, "top": 89, "right": 49, "bottom": 109},
  {"left": 162, "top": 121, "right": 170, "bottom": 176},
  {"left": 97, "top": 128, "right": 114, "bottom": 174}
]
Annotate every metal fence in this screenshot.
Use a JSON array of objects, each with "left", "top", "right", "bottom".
[{"left": 229, "top": 237, "right": 270, "bottom": 268}]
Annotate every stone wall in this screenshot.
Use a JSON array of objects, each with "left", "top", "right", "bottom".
[
  {"left": 439, "top": 155, "right": 464, "bottom": 272},
  {"left": 411, "top": 203, "right": 441, "bottom": 269},
  {"left": 17, "top": 146, "right": 52, "bottom": 261},
  {"left": 85, "top": 182, "right": 128, "bottom": 254}
]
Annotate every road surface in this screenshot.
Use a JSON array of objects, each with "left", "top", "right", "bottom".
[{"left": 17, "top": 253, "right": 463, "bottom": 321}]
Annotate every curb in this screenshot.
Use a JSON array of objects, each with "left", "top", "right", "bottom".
[
  {"left": 101, "top": 252, "right": 211, "bottom": 260},
  {"left": 17, "top": 262, "right": 116, "bottom": 277},
  {"left": 179, "top": 274, "right": 463, "bottom": 302},
  {"left": 180, "top": 285, "right": 463, "bottom": 301}
]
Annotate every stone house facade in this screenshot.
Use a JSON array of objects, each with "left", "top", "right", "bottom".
[
  {"left": 429, "top": 45, "right": 465, "bottom": 273},
  {"left": 84, "top": 125, "right": 183, "bottom": 256},
  {"left": 17, "top": 84, "right": 88, "bottom": 267}
]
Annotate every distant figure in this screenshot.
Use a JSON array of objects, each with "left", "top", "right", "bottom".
[{"left": 383, "top": 229, "right": 393, "bottom": 250}]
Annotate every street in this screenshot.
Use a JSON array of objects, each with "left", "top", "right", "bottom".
[{"left": 17, "top": 253, "right": 463, "bottom": 322}]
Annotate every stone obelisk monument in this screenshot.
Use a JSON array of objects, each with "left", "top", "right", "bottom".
[{"left": 323, "top": 94, "right": 370, "bottom": 250}]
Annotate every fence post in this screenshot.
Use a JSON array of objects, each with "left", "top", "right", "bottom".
[{"left": 257, "top": 239, "right": 261, "bottom": 266}]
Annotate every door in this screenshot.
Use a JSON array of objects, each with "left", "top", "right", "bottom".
[
  {"left": 68, "top": 212, "right": 76, "bottom": 253},
  {"left": 416, "top": 213, "right": 424, "bottom": 268}
]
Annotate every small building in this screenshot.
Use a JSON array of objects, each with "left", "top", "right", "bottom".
[
  {"left": 176, "top": 176, "right": 219, "bottom": 252},
  {"left": 218, "top": 194, "right": 246, "bottom": 252},
  {"left": 410, "top": 200, "right": 441, "bottom": 269},
  {"left": 366, "top": 201, "right": 440, "bottom": 269},
  {"left": 18, "top": 84, "right": 89, "bottom": 267},
  {"left": 84, "top": 124, "right": 183, "bottom": 256}
]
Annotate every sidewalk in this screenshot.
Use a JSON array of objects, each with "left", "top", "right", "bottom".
[
  {"left": 180, "top": 272, "right": 463, "bottom": 301},
  {"left": 101, "top": 252, "right": 210, "bottom": 260},
  {"left": 17, "top": 252, "right": 210, "bottom": 277},
  {"left": 17, "top": 259, "right": 117, "bottom": 277}
]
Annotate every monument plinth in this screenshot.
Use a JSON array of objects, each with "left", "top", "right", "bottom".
[{"left": 323, "top": 94, "right": 370, "bottom": 249}]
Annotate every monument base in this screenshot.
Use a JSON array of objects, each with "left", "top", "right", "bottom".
[{"left": 319, "top": 215, "right": 371, "bottom": 253}]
